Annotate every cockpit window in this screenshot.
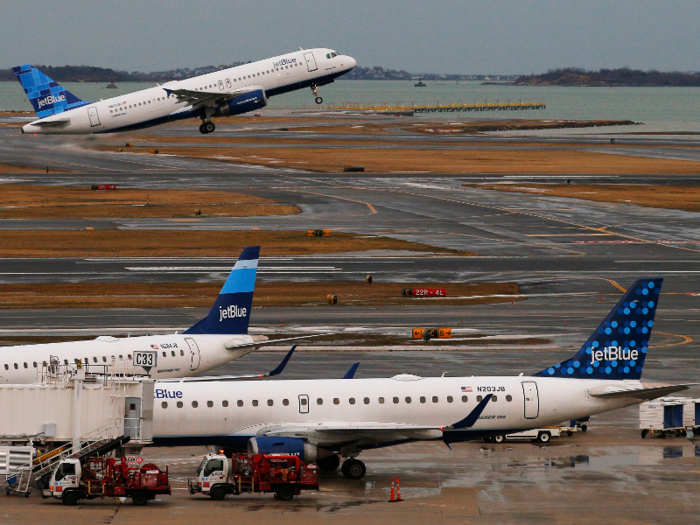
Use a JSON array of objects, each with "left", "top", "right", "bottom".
[{"left": 327, "top": 52, "right": 339, "bottom": 59}]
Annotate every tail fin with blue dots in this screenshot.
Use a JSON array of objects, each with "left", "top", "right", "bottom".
[{"left": 534, "top": 278, "right": 662, "bottom": 380}]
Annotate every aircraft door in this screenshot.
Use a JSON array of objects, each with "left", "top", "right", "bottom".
[
  {"left": 186, "top": 338, "right": 201, "bottom": 371},
  {"left": 521, "top": 381, "right": 539, "bottom": 419},
  {"left": 304, "top": 52, "right": 318, "bottom": 72},
  {"left": 124, "top": 397, "right": 141, "bottom": 439},
  {"left": 298, "top": 394, "right": 309, "bottom": 414},
  {"left": 87, "top": 107, "right": 101, "bottom": 127}
]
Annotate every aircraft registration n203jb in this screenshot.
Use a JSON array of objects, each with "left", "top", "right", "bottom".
[
  {"left": 13, "top": 48, "right": 356, "bottom": 135},
  {"left": 0, "top": 246, "right": 313, "bottom": 384},
  {"left": 151, "top": 278, "right": 694, "bottom": 480}
]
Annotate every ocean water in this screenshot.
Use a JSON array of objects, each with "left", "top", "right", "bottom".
[{"left": 1, "top": 79, "right": 699, "bottom": 128}]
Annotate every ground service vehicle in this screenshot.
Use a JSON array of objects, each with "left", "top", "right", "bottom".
[
  {"left": 47, "top": 456, "right": 170, "bottom": 505},
  {"left": 189, "top": 453, "right": 319, "bottom": 501}
]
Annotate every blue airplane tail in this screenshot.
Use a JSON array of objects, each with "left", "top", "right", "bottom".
[
  {"left": 12, "top": 64, "right": 90, "bottom": 118},
  {"left": 184, "top": 246, "right": 260, "bottom": 335},
  {"left": 534, "top": 278, "right": 662, "bottom": 380}
]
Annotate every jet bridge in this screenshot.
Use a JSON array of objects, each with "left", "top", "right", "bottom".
[{"left": 0, "top": 361, "right": 154, "bottom": 451}]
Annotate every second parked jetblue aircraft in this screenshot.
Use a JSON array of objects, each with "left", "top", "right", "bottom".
[{"left": 13, "top": 48, "right": 355, "bottom": 135}]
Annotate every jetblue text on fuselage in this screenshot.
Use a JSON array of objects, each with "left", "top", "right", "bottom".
[
  {"left": 37, "top": 94, "right": 65, "bottom": 108},
  {"left": 590, "top": 346, "right": 639, "bottom": 364},
  {"left": 155, "top": 389, "right": 183, "bottom": 399},
  {"left": 219, "top": 305, "right": 247, "bottom": 321},
  {"left": 273, "top": 58, "right": 297, "bottom": 68}
]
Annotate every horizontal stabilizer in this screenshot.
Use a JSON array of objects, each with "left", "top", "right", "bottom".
[
  {"left": 224, "top": 333, "right": 330, "bottom": 350},
  {"left": 590, "top": 383, "right": 695, "bottom": 400},
  {"left": 30, "top": 118, "right": 71, "bottom": 127}
]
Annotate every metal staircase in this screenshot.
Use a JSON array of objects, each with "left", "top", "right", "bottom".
[{"left": 4, "top": 425, "right": 130, "bottom": 496}]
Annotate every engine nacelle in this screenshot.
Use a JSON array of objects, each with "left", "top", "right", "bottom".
[
  {"left": 247, "top": 437, "right": 334, "bottom": 464},
  {"left": 216, "top": 87, "right": 267, "bottom": 117}
]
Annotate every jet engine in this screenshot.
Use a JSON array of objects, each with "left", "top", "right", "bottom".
[
  {"left": 216, "top": 88, "right": 267, "bottom": 117},
  {"left": 247, "top": 436, "right": 334, "bottom": 463}
]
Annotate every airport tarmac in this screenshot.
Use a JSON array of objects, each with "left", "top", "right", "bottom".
[
  {"left": 2, "top": 117, "right": 700, "bottom": 523},
  {"left": 2, "top": 409, "right": 700, "bottom": 524}
]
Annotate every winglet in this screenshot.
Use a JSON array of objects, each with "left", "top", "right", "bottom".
[
  {"left": 266, "top": 346, "right": 296, "bottom": 377},
  {"left": 343, "top": 362, "right": 360, "bottom": 379},
  {"left": 449, "top": 394, "right": 493, "bottom": 429}
]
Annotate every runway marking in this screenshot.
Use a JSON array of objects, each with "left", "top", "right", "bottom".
[
  {"left": 526, "top": 233, "right": 612, "bottom": 237},
  {"left": 385, "top": 186, "right": 700, "bottom": 255},
  {"left": 294, "top": 189, "right": 378, "bottom": 215},
  {"left": 652, "top": 331, "right": 693, "bottom": 347}
]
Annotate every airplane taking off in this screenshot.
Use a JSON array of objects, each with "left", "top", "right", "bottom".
[
  {"left": 151, "top": 278, "right": 693, "bottom": 479},
  {"left": 13, "top": 48, "right": 356, "bottom": 135},
  {"left": 0, "top": 246, "right": 312, "bottom": 384}
]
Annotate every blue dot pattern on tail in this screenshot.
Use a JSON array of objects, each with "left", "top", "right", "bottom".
[{"left": 534, "top": 278, "right": 662, "bottom": 380}]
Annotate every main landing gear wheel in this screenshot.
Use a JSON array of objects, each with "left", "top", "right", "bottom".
[
  {"left": 318, "top": 454, "right": 341, "bottom": 472},
  {"left": 199, "top": 122, "right": 216, "bottom": 134},
  {"left": 315, "top": 96, "right": 323, "bottom": 105},
  {"left": 341, "top": 459, "right": 366, "bottom": 480},
  {"left": 494, "top": 435, "right": 506, "bottom": 443}
]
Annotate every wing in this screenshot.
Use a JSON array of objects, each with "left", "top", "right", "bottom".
[
  {"left": 249, "top": 395, "right": 493, "bottom": 445},
  {"left": 158, "top": 345, "right": 296, "bottom": 383},
  {"left": 164, "top": 86, "right": 257, "bottom": 107}
]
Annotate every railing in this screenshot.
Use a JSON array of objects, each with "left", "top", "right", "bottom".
[{"left": 323, "top": 99, "right": 546, "bottom": 112}]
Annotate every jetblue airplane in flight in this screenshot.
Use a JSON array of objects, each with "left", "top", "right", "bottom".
[
  {"left": 151, "top": 278, "right": 692, "bottom": 479},
  {"left": 0, "top": 246, "right": 309, "bottom": 383},
  {"left": 13, "top": 48, "right": 356, "bottom": 135}
]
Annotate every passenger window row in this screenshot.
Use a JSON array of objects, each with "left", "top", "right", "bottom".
[
  {"left": 160, "top": 394, "right": 514, "bottom": 410},
  {"left": 4, "top": 349, "right": 186, "bottom": 371},
  {"left": 108, "top": 62, "right": 305, "bottom": 114}
]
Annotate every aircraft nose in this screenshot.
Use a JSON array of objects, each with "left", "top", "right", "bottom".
[{"left": 345, "top": 56, "right": 357, "bottom": 70}]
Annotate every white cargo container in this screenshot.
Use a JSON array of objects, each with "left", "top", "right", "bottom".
[
  {"left": 639, "top": 397, "right": 688, "bottom": 438},
  {"left": 682, "top": 398, "right": 700, "bottom": 432}
]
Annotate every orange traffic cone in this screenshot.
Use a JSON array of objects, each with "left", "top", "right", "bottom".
[
  {"left": 395, "top": 476, "right": 403, "bottom": 502},
  {"left": 388, "top": 477, "right": 395, "bottom": 502}
]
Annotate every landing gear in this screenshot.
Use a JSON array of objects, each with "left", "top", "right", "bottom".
[
  {"left": 199, "top": 121, "right": 216, "bottom": 134},
  {"left": 493, "top": 435, "right": 506, "bottom": 443},
  {"left": 341, "top": 459, "right": 366, "bottom": 480},
  {"left": 318, "top": 454, "right": 341, "bottom": 472},
  {"left": 311, "top": 84, "right": 323, "bottom": 105}
]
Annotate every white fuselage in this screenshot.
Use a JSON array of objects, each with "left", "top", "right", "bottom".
[
  {"left": 22, "top": 48, "right": 355, "bottom": 134},
  {"left": 0, "top": 333, "right": 255, "bottom": 384},
  {"left": 151, "top": 375, "right": 643, "bottom": 447}
]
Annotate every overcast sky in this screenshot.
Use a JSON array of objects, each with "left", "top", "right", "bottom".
[{"left": 3, "top": 0, "right": 700, "bottom": 74}]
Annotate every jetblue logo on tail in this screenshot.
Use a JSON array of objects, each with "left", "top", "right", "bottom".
[
  {"left": 590, "top": 346, "right": 639, "bottom": 365},
  {"left": 219, "top": 305, "right": 247, "bottom": 321},
  {"left": 37, "top": 94, "right": 66, "bottom": 109},
  {"left": 184, "top": 246, "right": 260, "bottom": 335},
  {"left": 535, "top": 278, "right": 662, "bottom": 380}
]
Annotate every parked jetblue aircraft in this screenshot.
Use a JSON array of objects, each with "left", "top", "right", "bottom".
[
  {"left": 151, "top": 278, "right": 692, "bottom": 479},
  {"left": 0, "top": 246, "right": 311, "bottom": 383},
  {"left": 13, "top": 48, "right": 355, "bottom": 135}
]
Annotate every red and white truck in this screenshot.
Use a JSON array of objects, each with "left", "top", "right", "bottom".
[
  {"left": 46, "top": 456, "right": 170, "bottom": 506},
  {"left": 189, "top": 453, "right": 319, "bottom": 501}
]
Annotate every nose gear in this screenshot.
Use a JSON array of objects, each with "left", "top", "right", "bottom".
[{"left": 311, "top": 84, "right": 323, "bottom": 105}]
